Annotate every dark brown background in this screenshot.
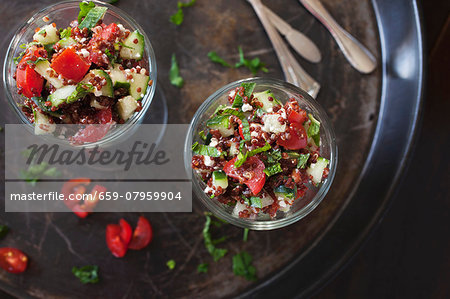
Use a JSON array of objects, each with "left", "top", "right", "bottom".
[{"left": 0, "top": 0, "right": 447, "bottom": 298}]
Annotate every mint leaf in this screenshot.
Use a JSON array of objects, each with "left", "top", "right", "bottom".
[
  {"left": 26, "top": 57, "right": 47, "bottom": 66},
  {"left": 249, "top": 196, "right": 262, "bottom": 208},
  {"left": 297, "top": 153, "right": 310, "bottom": 169},
  {"left": 232, "top": 251, "right": 257, "bottom": 281},
  {"left": 170, "top": 0, "right": 196, "bottom": 26},
  {"left": 192, "top": 142, "right": 221, "bottom": 157},
  {"left": 234, "top": 46, "right": 268, "bottom": 75},
  {"left": 72, "top": 265, "right": 99, "bottom": 284},
  {"left": 197, "top": 263, "right": 209, "bottom": 273},
  {"left": 166, "top": 260, "right": 176, "bottom": 270},
  {"left": 207, "top": 51, "right": 231, "bottom": 67},
  {"left": 169, "top": 54, "right": 184, "bottom": 88},
  {"left": 235, "top": 142, "right": 271, "bottom": 168},
  {"left": 79, "top": 6, "right": 107, "bottom": 29},
  {"left": 241, "top": 82, "right": 256, "bottom": 99},
  {"left": 263, "top": 163, "right": 282, "bottom": 177},
  {"left": 203, "top": 213, "right": 228, "bottom": 261},
  {"left": 218, "top": 108, "right": 250, "bottom": 141},
  {"left": 78, "top": 1, "right": 96, "bottom": 23},
  {"left": 265, "top": 149, "right": 282, "bottom": 164},
  {"left": 243, "top": 228, "right": 249, "bottom": 242}
]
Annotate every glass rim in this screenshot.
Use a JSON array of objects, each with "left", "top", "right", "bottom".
[
  {"left": 2, "top": 0, "right": 157, "bottom": 147},
  {"left": 184, "top": 77, "right": 338, "bottom": 230}
]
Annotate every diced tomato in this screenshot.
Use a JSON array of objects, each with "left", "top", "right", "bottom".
[
  {"left": 0, "top": 248, "right": 28, "bottom": 274},
  {"left": 119, "top": 219, "right": 132, "bottom": 247},
  {"left": 128, "top": 216, "right": 153, "bottom": 250},
  {"left": 277, "top": 122, "right": 307, "bottom": 150},
  {"left": 284, "top": 101, "right": 307, "bottom": 124},
  {"left": 97, "top": 107, "right": 112, "bottom": 124},
  {"left": 101, "top": 23, "right": 120, "bottom": 42},
  {"left": 15, "top": 47, "right": 45, "bottom": 98},
  {"left": 50, "top": 48, "right": 91, "bottom": 82},
  {"left": 223, "top": 156, "right": 266, "bottom": 195},
  {"left": 106, "top": 224, "right": 128, "bottom": 258}
]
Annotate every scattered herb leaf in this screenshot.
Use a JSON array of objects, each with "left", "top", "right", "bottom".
[
  {"left": 170, "top": 0, "right": 196, "bottom": 26},
  {"left": 243, "top": 228, "right": 249, "bottom": 242},
  {"left": 203, "top": 213, "right": 228, "bottom": 262},
  {"left": 235, "top": 46, "right": 268, "bottom": 75},
  {"left": 235, "top": 142, "right": 271, "bottom": 168},
  {"left": 232, "top": 251, "right": 257, "bottom": 281},
  {"left": 207, "top": 51, "right": 231, "bottom": 67},
  {"left": 59, "top": 28, "right": 72, "bottom": 39},
  {"left": 169, "top": 54, "right": 184, "bottom": 88},
  {"left": 72, "top": 265, "right": 99, "bottom": 284},
  {"left": 197, "top": 263, "right": 209, "bottom": 273},
  {"left": 166, "top": 259, "right": 176, "bottom": 270}
]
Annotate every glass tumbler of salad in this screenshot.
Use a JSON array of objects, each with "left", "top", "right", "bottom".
[
  {"left": 185, "top": 78, "right": 337, "bottom": 230},
  {"left": 3, "top": 0, "right": 157, "bottom": 146}
]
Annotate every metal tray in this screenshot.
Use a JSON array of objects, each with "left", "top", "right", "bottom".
[{"left": 0, "top": 0, "right": 423, "bottom": 297}]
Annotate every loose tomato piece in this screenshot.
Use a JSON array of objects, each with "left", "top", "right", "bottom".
[
  {"left": 128, "top": 216, "right": 153, "bottom": 250},
  {"left": 50, "top": 48, "right": 90, "bottom": 82},
  {"left": 62, "top": 178, "right": 105, "bottom": 217},
  {"left": 119, "top": 219, "right": 132, "bottom": 247},
  {"left": 106, "top": 224, "right": 128, "bottom": 258},
  {"left": 0, "top": 248, "right": 28, "bottom": 274},
  {"left": 223, "top": 156, "right": 266, "bottom": 195},
  {"left": 277, "top": 122, "right": 307, "bottom": 150}
]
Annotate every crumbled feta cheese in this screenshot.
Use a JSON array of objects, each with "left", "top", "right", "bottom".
[
  {"left": 94, "top": 89, "right": 102, "bottom": 97},
  {"left": 117, "top": 24, "right": 126, "bottom": 32},
  {"left": 79, "top": 48, "right": 89, "bottom": 57},
  {"left": 80, "top": 37, "right": 86, "bottom": 43},
  {"left": 242, "top": 103, "right": 253, "bottom": 112},
  {"left": 229, "top": 142, "right": 239, "bottom": 156},
  {"left": 262, "top": 114, "right": 286, "bottom": 133},
  {"left": 251, "top": 131, "right": 259, "bottom": 138},
  {"left": 204, "top": 156, "right": 215, "bottom": 167},
  {"left": 140, "top": 94, "right": 144, "bottom": 98},
  {"left": 209, "top": 138, "right": 219, "bottom": 147},
  {"left": 204, "top": 186, "right": 214, "bottom": 194},
  {"left": 229, "top": 90, "right": 236, "bottom": 98}
]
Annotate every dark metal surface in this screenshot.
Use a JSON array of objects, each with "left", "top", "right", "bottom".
[{"left": 0, "top": 0, "right": 422, "bottom": 298}]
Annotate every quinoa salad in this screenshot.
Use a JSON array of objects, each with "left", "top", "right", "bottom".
[
  {"left": 13, "top": 1, "right": 152, "bottom": 139},
  {"left": 191, "top": 82, "right": 330, "bottom": 219}
]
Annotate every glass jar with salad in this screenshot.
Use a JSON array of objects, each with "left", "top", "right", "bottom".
[
  {"left": 185, "top": 78, "right": 337, "bottom": 230},
  {"left": 3, "top": 1, "right": 157, "bottom": 145}
]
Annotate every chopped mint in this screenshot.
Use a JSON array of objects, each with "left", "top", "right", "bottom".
[
  {"left": 307, "top": 114, "right": 320, "bottom": 146},
  {"left": 192, "top": 142, "right": 221, "bottom": 157},
  {"left": 166, "top": 259, "right": 176, "bottom": 270},
  {"left": 79, "top": 6, "right": 107, "bottom": 30},
  {"left": 72, "top": 265, "right": 99, "bottom": 284},
  {"left": 232, "top": 251, "right": 257, "bottom": 281},
  {"left": 170, "top": 0, "right": 196, "bottom": 26},
  {"left": 297, "top": 153, "right": 310, "bottom": 169},
  {"left": 235, "top": 46, "right": 268, "bottom": 75},
  {"left": 208, "top": 51, "right": 231, "bottom": 67},
  {"left": 169, "top": 54, "right": 184, "bottom": 88},
  {"left": 78, "top": 1, "right": 95, "bottom": 23},
  {"left": 197, "top": 263, "right": 209, "bottom": 273},
  {"left": 203, "top": 212, "right": 228, "bottom": 261},
  {"left": 264, "top": 163, "right": 282, "bottom": 177}
]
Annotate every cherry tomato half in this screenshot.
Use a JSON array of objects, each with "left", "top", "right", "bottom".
[
  {"left": 277, "top": 122, "right": 307, "bottom": 150},
  {"left": 106, "top": 224, "right": 127, "bottom": 258},
  {"left": 50, "top": 48, "right": 91, "bottom": 82},
  {"left": 106, "top": 218, "right": 133, "bottom": 258},
  {"left": 128, "top": 216, "right": 153, "bottom": 250},
  {"left": 223, "top": 156, "right": 266, "bottom": 195},
  {"left": 0, "top": 248, "right": 28, "bottom": 274}
]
